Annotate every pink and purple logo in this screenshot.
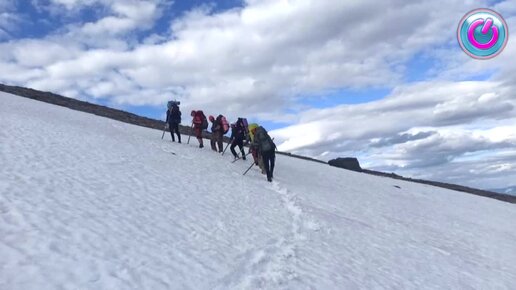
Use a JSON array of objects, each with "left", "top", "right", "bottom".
[{"left": 457, "top": 8, "right": 508, "bottom": 59}]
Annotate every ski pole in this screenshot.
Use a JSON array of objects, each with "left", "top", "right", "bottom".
[
  {"left": 222, "top": 138, "right": 232, "bottom": 155},
  {"left": 243, "top": 162, "right": 255, "bottom": 175},
  {"left": 187, "top": 123, "right": 194, "bottom": 144},
  {"left": 161, "top": 123, "right": 167, "bottom": 139}
]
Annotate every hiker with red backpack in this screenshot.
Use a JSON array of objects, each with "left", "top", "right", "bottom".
[
  {"left": 191, "top": 110, "right": 207, "bottom": 148},
  {"left": 229, "top": 118, "right": 248, "bottom": 160},
  {"left": 209, "top": 115, "right": 224, "bottom": 152},
  {"left": 250, "top": 125, "right": 277, "bottom": 182}
]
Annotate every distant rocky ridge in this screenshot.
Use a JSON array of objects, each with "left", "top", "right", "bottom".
[
  {"left": 2, "top": 83, "right": 515, "bottom": 204},
  {"left": 0, "top": 84, "right": 223, "bottom": 141},
  {"left": 490, "top": 186, "right": 516, "bottom": 197},
  {"left": 361, "top": 170, "right": 516, "bottom": 203}
]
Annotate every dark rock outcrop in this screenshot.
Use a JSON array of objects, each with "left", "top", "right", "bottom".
[{"left": 328, "top": 157, "right": 362, "bottom": 172}]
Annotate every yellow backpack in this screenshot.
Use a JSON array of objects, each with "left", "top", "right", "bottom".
[{"left": 248, "top": 123, "right": 259, "bottom": 141}]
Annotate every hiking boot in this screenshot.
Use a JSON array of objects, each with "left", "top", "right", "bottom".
[
  {"left": 199, "top": 144, "right": 204, "bottom": 148},
  {"left": 242, "top": 156, "right": 246, "bottom": 160},
  {"left": 267, "top": 177, "right": 272, "bottom": 182}
]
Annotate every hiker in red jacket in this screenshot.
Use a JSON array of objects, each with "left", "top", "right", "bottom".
[{"left": 191, "top": 110, "right": 206, "bottom": 148}]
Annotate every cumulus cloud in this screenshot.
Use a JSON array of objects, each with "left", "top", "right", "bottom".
[
  {"left": 370, "top": 131, "right": 437, "bottom": 148},
  {"left": 1, "top": 0, "right": 486, "bottom": 112}
]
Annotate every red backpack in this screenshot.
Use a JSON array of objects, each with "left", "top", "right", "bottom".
[
  {"left": 220, "top": 115, "right": 229, "bottom": 134},
  {"left": 196, "top": 111, "right": 208, "bottom": 129}
]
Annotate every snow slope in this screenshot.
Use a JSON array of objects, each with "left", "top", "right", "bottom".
[{"left": 1, "top": 92, "right": 516, "bottom": 290}]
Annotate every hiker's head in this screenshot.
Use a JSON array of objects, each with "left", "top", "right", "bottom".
[
  {"left": 209, "top": 115, "right": 215, "bottom": 122},
  {"left": 190, "top": 110, "right": 196, "bottom": 117}
]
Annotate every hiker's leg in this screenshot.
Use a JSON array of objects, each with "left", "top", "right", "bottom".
[
  {"left": 230, "top": 141, "right": 238, "bottom": 157},
  {"left": 258, "top": 153, "right": 265, "bottom": 174},
  {"left": 217, "top": 132, "right": 223, "bottom": 152},
  {"left": 237, "top": 139, "right": 245, "bottom": 158},
  {"left": 174, "top": 123, "right": 181, "bottom": 143},
  {"left": 168, "top": 123, "right": 175, "bottom": 141},
  {"left": 210, "top": 134, "right": 217, "bottom": 151},
  {"left": 262, "top": 151, "right": 271, "bottom": 179},
  {"left": 195, "top": 127, "right": 203, "bottom": 147},
  {"left": 270, "top": 151, "right": 275, "bottom": 178}
]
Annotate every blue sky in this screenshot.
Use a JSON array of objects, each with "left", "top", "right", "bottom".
[{"left": 1, "top": 0, "right": 515, "bottom": 190}]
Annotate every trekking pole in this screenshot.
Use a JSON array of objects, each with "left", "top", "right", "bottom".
[
  {"left": 161, "top": 123, "right": 167, "bottom": 139},
  {"left": 243, "top": 162, "right": 255, "bottom": 175},
  {"left": 222, "top": 138, "right": 232, "bottom": 156},
  {"left": 187, "top": 123, "right": 194, "bottom": 144}
]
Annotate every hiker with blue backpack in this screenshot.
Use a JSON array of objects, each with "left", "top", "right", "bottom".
[{"left": 165, "top": 101, "right": 182, "bottom": 143}]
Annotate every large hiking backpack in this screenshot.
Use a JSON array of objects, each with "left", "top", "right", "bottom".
[
  {"left": 256, "top": 126, "right": 275, "bottom": 152},
  {"left": 197, "top": 111, "right": 208, "bottom": 130},
  {"left": 248, "top": 123, "right": 259, "bottom": 141},
  {"left": 220, "top": 115, "right": 229, "bottom": 134},
  {"left": 167, "top": 100, "right": 180, "bottom": 109},
  {"left": 239, "top": 118, "right": 249, "bottom": 136},
  {"left": 171, "top": 105, "right": 181, "bottom": 123}
]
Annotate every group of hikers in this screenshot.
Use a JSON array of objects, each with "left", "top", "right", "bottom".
[{"left": 164, "top": 100, "right": 277, "bottom": 182}]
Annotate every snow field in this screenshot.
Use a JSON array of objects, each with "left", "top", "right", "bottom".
[{"left": 1, "top": 92, "right": 515, "bottom": 289}]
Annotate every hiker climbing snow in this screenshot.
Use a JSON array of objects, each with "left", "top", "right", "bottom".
[
  {"left": 250, "top": 125, "right": 276, "bottom": 182},
  {"left": 190, "top": 110, "right": 207, "bottom": 148},
  {"left": 165, "top": 101, "right": 182, "bottom": 143},
  {"left": 229, "top": 118, "right": 248, "bottom": 160},
  {"left": 209, "top": 115, "right": 224, "bottom": 153}
]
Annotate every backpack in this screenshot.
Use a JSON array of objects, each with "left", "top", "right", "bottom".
[
  {"left": 256, "top": 126, "right": 275, "bottom": 152},
  {"left": 220, "top": 115, "right": 229, "bottom": 134},
  {"left": 170, "top": 105, "right": 181, "bottom": 123},
  {"left": 238, "top": 118, "right": 249, "bottom": 136},
  {"left": 248, "top": 123, "right": 259, "bottom": 141},
  {"left": 197, "top": 111, "right": 208, "bottom": 130},
  {"left": 167, "top": 100, "right": 180, "bottom": 109}
]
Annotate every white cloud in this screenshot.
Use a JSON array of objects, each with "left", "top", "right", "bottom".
[{"left": 80, "top": 1, "right": 161, "bottom": 36}]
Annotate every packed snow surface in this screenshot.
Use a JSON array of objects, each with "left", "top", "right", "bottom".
[{"left": 1, "top": 92, "right": 515, "bottom": 289}]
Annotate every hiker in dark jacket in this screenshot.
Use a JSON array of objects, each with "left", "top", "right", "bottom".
[
  {"left": 209, "top": 115, "right": 223, "bottom": 152},
  {"left": 166, "top": 104, "right": 182, "bottom": 143},
  {"left": 250, "top": 126, "right": 276, "bottom": 182},
  {"left": 230, "top": 119, "right": 246, "bottom": 160}
]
